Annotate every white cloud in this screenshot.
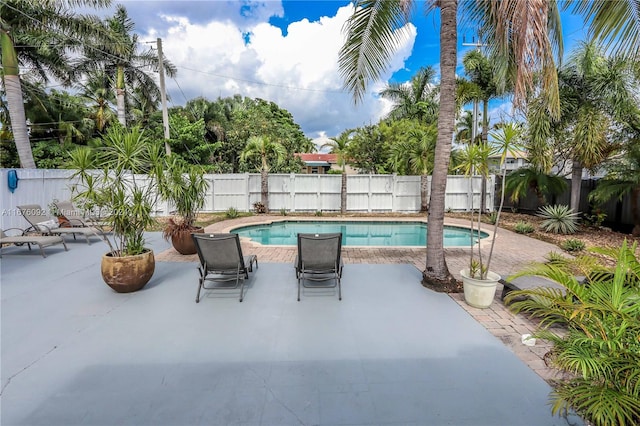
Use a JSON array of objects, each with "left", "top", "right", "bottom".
[{"left": 136, "top": 3, "right": 417, "bottom": 139}]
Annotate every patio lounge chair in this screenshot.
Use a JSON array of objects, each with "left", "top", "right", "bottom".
[
  {"left": 191, "top": 233, "right": 258, "bottom": 303},
  {"left": 52, "top": 200, "right": 109, "bottom": 231},
  {"left": 0, "top": 228, "right": 68, "bottom": 257},
  {"left": 295, "top": 233, "right": 343, "bottom": 301},
  {"left": 17, "top": 204, "right": 103, "bottom": 245}
]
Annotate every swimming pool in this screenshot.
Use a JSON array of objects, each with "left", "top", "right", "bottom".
[{"left": 231, "top": 221, "right": 488, "bottom": 247}]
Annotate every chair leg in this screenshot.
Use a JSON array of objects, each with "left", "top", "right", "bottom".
[
  {"left": 195, "top": 278, "right": 203, "bottom": 303},
  {"left": 237, "top": 268, "right": 244, "bottom": 302}
]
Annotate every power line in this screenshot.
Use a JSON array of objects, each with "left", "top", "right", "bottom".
[{"left": 175, "top": 65, "right": 347, "bottom": 95}]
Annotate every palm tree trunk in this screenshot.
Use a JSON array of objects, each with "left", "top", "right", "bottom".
[
  {"left": 116, "top": 66, "right": 126, "bottom": 126},
  {"left": 423, "top": 0, "right": 457, "bottom": 285},
  {"left": 420, "top": 174, "right": 429, "bottom": 212},
  {"left": 341, "top": 173, "right": 347, "bottom": 215},
  {"left": 570, "top": 157, "right": 583, "bottom": 212},
  {"left": 1, "top": 32, "right": 35, "bottom": 168},
  {"left": 261, "top": 168, "right": 269, "bottom": 212}
]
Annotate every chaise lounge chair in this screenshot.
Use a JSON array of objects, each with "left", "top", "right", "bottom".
[
  {"left": 295, "top": 233, "right": 343, "bottom": 301},
  {"left": 0, "top": 228, "right": 68, "bottom": 257},
  {"left": 53, "top": 200, "right": 109, "bottom": 231},
  {"left": 18, "top": 204, "right": 103, "bottom": 245},
  {"left": 191, "top": 233, "right": 258, "bottom": 303}
]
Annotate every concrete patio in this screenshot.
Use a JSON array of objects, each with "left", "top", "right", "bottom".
[{"left": 1, "top": 225, "right": 582, "bottom": 425}]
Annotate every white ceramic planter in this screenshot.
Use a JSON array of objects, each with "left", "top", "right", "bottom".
[{"left": 460, "top": 269, "right": 501, "bottom": 309}]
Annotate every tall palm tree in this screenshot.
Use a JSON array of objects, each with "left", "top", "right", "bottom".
[
  {"left": 455, "top": 110, "right": 476, "bottom": 144},
  {"left": 240, "top": 136, "right": 286, "bottom": 212},
  {"left": 528, "top": 41, "right": 637, "bottom": 212},
  {"left": 462, "top": 49, "right": 503, "bottom": 144},
  {"left": 73, "top": 5, "right": 176, "bottom": 127},
  {"left": 379, "top": 66, "right": 439, "bottom": 124},
  {"left": 322, "top": 129, "right": 354, "bottom": 214},
  {"left": 77, "top": 71, "right": 116, "bottom": 133},
  {"left": 0, "top": 0, "right": 113, "bottom": 168},
  {"left": 339, "top": 0, "right": 561, "bottom": 286}
]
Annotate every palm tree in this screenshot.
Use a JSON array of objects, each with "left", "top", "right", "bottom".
[
  {"left": 322, "top": 129, "right": 354, "bottom": 214},
  {"left": 77, "top": 71, "right": 116, "bottom": 133},
  {"left": 339, "top": 0, "right": 562, "bottom": 286},
  {"left": 379, "top": 66, "right": 439, "bottom": 124},
  {"left": 455, "top": 110, "right": 476, "bottom": 145},
  {"left": 528, "top": 41, "right": 636, "bottom": 213},
  {"left": 0, "top": 0, "right": 113, "bottom": 168},
  {"left": 504, "top": 166, "right": 567, "bottom": 207},
  {"left": 240, "top": 136, "right": 286, "bottom": 212},
  {"left": 73, "top": 5, "right": 176, "bottom": 127},
  {"left": 389, "top": 125, "right": 437, "bottom": 212}
]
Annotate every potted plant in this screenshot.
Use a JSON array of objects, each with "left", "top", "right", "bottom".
[
  {"left": 458, "top": 123, "right": 523, "bottom": 308},
  {"left": 69, "top": 125, "right": 163, "bottom": 293},
  {"left": 159, "top": 158, "right": 209, "bottom": 255},
  {"left": 47, "top": 199, "right": 69, "bottom": 227}
]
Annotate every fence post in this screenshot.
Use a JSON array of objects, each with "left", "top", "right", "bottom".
[
  {"left": 290, "top": 173, "right": 295, "bottom": 213},
  {"left": 245, "top": 173, "right": 250, "bottom": 212}
]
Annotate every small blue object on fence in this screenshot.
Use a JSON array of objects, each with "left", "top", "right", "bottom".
[{"left": 7, "top": 170, "right": 18, "bottom": 193}]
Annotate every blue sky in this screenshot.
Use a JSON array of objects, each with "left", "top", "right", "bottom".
[{"left": 115, "top": 0, "right": 590, "bottom": 145}]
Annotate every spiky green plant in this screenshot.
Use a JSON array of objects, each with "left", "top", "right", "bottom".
[
  {"left": 561, "top": 238, "right": 585, "bottom": 252},
  {"left": 537, "top": 205, "right": 580, "bottom": 234},
  {"left": 505, "top": 240, "right": 640, "bottom": 425},
  {"left": 514, "top": 221, "right": 535, "bottom": 234}
]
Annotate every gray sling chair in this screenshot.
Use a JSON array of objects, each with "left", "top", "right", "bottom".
[
  {"left": 0, "top": 228, "right": 68, "bottom": 257},
  {"left": 191, "top": 233, "right": 258, "bottom": 303},
  {"left": 17, "top": 204, "right": 103, "bottom": 245},
  {"left": 295, "top": 233, "right": 343, "bottom": 301}
]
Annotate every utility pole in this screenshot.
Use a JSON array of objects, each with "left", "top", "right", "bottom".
[
  {"left": 156, "top": 37, "right": 171, "bottom": 155},
  {"left": 462, "top": 34, "right": 488, "bottom": 211},
  {"left": 462, "top": 35, "right": 486, "bottom": 145}
]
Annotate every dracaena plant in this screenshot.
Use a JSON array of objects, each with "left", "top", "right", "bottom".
[
  {"left": 159, "top": 157, "right": 209, "bottom": 241},
  {"left": 69, "top": 125, "right": 163, "bottom": 257},
  {"left": 456, "top": 123, "right": 524, "bottom": 279}
]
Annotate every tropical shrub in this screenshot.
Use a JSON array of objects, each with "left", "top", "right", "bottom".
[
  {"left": 537, "top": 205, "right": 579, "bottom": 234},
  {"left": 514, "top": 221, "right": 535, "bottom": 234},
  {"left": 485, "top": 211, "right": 498, "bottom": 225},
  {"left": 561, "top": 238, "right": 585, "bottom": 252},
  {"left": 544, "top": 251, "right": 571, "bottom": 266},
  {"left": 225, "top": 207, "right": 239, "bottom": 219},
  {"left": 582, "top": 209, "right": 607, "bottom": 228},
  {"left": 505, "top": 241, "right": 640, "bottom": 426}
]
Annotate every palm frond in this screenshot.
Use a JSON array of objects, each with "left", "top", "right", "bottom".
[{"left": 339, "top": 0, "right": 414, "bottom": 103}]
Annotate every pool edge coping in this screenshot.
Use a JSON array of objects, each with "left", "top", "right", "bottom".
[{"left": 205, "top": 215, "right": 496, "bottom": 250}]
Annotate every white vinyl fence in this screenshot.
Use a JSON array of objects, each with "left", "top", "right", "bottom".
[{"left": 0, "top": 169, "right": 494, "bottom": 230}]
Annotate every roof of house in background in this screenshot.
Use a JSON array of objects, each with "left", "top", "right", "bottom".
[{"left": 295, "top": 153, "right": 339, "bottom": 164}]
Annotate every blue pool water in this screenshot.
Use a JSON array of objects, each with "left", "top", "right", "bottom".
[{"left": 231, "top": 221, "right": 488, "bottom": 247}]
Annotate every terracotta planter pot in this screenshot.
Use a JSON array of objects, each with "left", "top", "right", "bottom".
[
  {"left": 101, "top": 249, "right": 155, "bottom": 293},
  {"left": 461, "top": 269, "right": 501, "bottom": 309},
  {"left": 171, "top": 226, "right": 204, "bottom": 255}
]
